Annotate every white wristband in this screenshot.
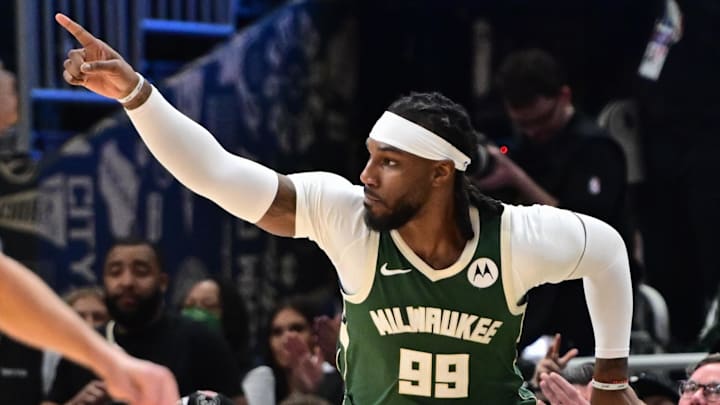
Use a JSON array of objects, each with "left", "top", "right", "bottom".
[
  {"left": 117, "top": 72, "right": 145, "bottom": 104},
  {"left": 591, "top": 379, "right": 629, "bottom": 391}
]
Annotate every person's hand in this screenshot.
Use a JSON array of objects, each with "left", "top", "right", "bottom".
[
  {"left": 55, "top": 13, "right": 137, "bottom": 99},
  {"left": 314, "top": 314, "right": 341, "bottom": 368},
  {"left": 531, "top": 334, "right": 579, "bottom": 388},
  {"left": 285, "top": 334, "right": 325, "bottom": 394},
  {"left": 65, "top": 380, "right": 112, "bottom": 405},
  {"left": 539, "top": 372, "right": 590, "bottom": 405},
  {"left": 98, "top": 351, "right": 179, "bottom": 405},
  {"left": 473, "top": 145, "right": 526, "bottom": 190}
]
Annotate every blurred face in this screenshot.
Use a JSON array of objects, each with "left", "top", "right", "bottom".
[
  {"left": 360, "top": 139, "right": 441, "bottom": 231},
  {"left": 71, "top": 295, "right": 110, "bottom": 329},
  {"left": 0, "top": 67, "right": 17, "bottom": 132},
  {"left": 183, "top": 280, "right": 222, "bottom": 318},
  {"left": 270, "top": 308, "right": 312, "bottom": 369},
  {"left": 103, "top": 244, "right": 167, "bottom": 328},
  {"left": 679, "top": 363, "right": 720, "bottom": 405},
  {"left": 505, "top": 88, "right": 570, "bottom": 143}
]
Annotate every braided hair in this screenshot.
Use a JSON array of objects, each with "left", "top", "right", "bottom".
[{"left": 387, "top": 92, "right": 503, "bottom": 241}]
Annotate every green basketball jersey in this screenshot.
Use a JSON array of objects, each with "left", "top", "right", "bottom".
[{"left": 338, "top": 209, "right": 536, "bottom": 405}]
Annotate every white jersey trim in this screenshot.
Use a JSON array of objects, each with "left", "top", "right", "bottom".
[
  {"left": 500, "top": 206, "right": 526, "bottom": 316},
  {"left": 342, "top": 231, "right": 380, "bottom": 304}
]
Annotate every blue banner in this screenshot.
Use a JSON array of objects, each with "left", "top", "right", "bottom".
[{"left": 0, "top": 0, "right": 357, "bottom": 346}]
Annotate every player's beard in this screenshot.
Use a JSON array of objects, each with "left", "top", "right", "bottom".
[
  {"left": 364, "top": 200, "right": 420, "bottom": 232},
  {"left": 105, "top": 288, "right": 164, "bottom": 330}
]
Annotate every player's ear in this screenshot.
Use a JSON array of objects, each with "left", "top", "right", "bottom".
[{"left": 431, "top": 160, "right": 454, "bottom": 187}]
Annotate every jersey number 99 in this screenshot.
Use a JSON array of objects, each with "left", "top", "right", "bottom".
[{"left": 398, "top": 348, "right": 469, "bottom": 398}]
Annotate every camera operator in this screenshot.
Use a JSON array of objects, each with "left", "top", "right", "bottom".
[{"left": 475, "top": 49, "right": 632, "bottom": 356}]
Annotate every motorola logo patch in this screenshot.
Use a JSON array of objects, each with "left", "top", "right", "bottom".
[{"left": 467, "top": 258, "right": 499, "bottom": 288}]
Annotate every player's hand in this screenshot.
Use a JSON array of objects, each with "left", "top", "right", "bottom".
[
  {"left": 55, "top": 13, "right": 137, "bottom": 99},
  {"left": 65, "top": 380, "right": 112, "bottom": 405},
  {"left": 531, "top": 334, "right": 579, "bottom": 388},
  {"left": 100, "top": 351, "right": 179, "bottom": 405}
]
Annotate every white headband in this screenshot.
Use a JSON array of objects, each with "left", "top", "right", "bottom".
[{"left": 369, "top": 111, "right": 471, "bottom": 171}]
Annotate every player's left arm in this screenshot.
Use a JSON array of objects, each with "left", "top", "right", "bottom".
[
  {"left": 508, "top": 206, "right": 634, "bottom": 404},
  {"left": 571, "top": 214, "right": 637, "bottom": 404}
]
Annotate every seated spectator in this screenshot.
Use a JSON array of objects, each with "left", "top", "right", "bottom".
[
  {"left": 679, "top": 353, "right": 720, "bottom": 405},
  {"left": 65, "top": 287, "right": 111, "bottom": 328},
  {"left": 181, "top": 276, "right": 251, "bottom": 375},
  {"left": 0, "top": 333, "right": 44, "bottom": 405},
  {"left": 43, "top": 237, "right": 243, "bottom": 404},
  {"left": 42, "top": 287, "right": 110, "bottom": 394},
  {"left": 629, "top": 372, "right": 678, "bottom": 405},
  {"left": 243, "top": 297, "right": 343, "bottom": 405}
]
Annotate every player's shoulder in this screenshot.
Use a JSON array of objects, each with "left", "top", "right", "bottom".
[
  {"left": 289, "top": 171, "right": 364, "bottom": 203},
  {"left": 500, "top": 203, "right": 582, "bottom": 232},
  {"left": 501, "top": 202, "right": 572, "bottom": 217}
]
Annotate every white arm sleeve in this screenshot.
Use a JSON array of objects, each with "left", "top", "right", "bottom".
[
  {"left": 508, "top": 205, "right": 632, "bottom": 359},
  {"left": 125, "top": 87, "right": 278, "bottom": 223}
]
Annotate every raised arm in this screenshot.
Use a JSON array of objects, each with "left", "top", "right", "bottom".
[
  {"left": 0, "top": 253, "right": 178, "bottom": 405},
  {"left": 55, "top": 13, "right": 297, "bottom": 237}
]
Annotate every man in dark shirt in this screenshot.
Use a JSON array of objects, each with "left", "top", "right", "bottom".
[
  {"left": 476, "top": 49, "right": 631, "bottom": 356},
  {"left": 43, "top": 238, "right": 243, "bottom": 404},
  {"left": 0, "top": 333, "right": 43, "bottom": 405}
]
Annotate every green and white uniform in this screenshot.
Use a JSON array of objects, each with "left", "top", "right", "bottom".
[
  {"left": 124, "top": 87, "right": 633, "bottom": 403},
  {"left": 287, "top": 172, "right": 631, "bottom": 404},
  {"left": 338, "top": 208, "right": 535, "bottom": 404}
]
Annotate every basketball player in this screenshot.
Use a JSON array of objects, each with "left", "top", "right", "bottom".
[
  {"left": 0, "top": 253, "right": 179, "bottom": 404},
  {"left": 56, "top": 13, "right": 639, "bottom": 404}
]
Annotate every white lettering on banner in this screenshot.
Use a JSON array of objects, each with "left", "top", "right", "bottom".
[
  {"left": 369, "top": 306, "right": 503, "bottom": 345},
  {"left": 0, "top": 175, "right": 66, "bottom": 247},
  {"left": 146, "top": 192, "right": 162, "bottom": 243},
  {"left": 99, "top": 141, "right": 139, "bottom": 238},
  {"left": 68, "top": 175, "right": 96, "bottom": 283}
]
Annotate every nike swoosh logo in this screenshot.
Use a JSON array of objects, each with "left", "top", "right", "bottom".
[{"left": 380, "top": 263, "right": 412, "bottom": 276}]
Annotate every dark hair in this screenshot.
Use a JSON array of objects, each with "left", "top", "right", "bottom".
[
  {"left": 562, "top": 362, "right": 594, "bottom": 385},
  {"left": 204, "top": 276, "right": 251, "bottom": 372},
  {"left": 688, "top": 353, "right": 720, "bottom": 375},
  {"left": 387, "top": 92, "right": 503, "bottom": 240},
  {"left": 496, "top": 48, "right": 566, "bottom": 109},
  {"left": 105, "top": 236, "right": 165, "bottom": 272},
  {"left": 264, "top": 296, "right": 321, "bottom": 402}
]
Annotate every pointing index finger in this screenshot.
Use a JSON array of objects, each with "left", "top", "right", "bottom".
[{"left": 55, "top": 13, "right": 98, "bottom": 47}]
